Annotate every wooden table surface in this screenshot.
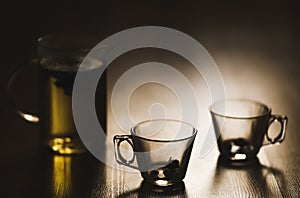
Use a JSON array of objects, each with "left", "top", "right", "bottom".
[
  {"left": 1, "top": 1, "right": 299, "bottom": 197},
  {"left": 0, "top": 104, "right": 299, "bottom": 198}
]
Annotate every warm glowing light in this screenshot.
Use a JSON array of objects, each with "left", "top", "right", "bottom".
[
  {"left": 53, "top": 156, "right": 71, "bottom": 197},
  {"left": 20, "top": 112, "right": 39, "bottom": 123},
  {"left": 62, "top": 148, "right": 73, "bottom": 154},
  {"left": 54, "top": 138, "right": 64, "bottom": 144},
  {"left": 158, "top": 169, "right": 165, "bottom": 178},
  {"left": 155, "top": 180, "right": 168, "bottom": 186},
  {"left": 234, "top": 153, "right": 247, "bottom": 160},
  {"left": 50, "top": 138, "right": 75, "bottom": 154},
  {"left": 52, "top": 145, "right": 60, "bottom": 151}
]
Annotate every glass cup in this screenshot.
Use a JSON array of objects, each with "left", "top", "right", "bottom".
[
  {"left": 113, "top": 119, "right": 197, "bottom": 187},
  {"left": 210, "top": 99, "right": 288, "bottom": 161},
  {"left": 8, "top": 34, "right": 107, "bottom": 154}
]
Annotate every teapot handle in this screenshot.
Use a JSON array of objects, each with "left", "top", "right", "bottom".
[{"left": 7, "top": 59, "right": 40, "bottom": 123}]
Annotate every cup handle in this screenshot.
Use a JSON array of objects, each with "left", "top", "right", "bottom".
[
  {"left": 113, "top": 135, "right": 139, "bottom": 169},
  {"left": 266, "top": 115, "right": 288, "bottom": 144},
  {"left": 7, "top": 59, "right": 40, "bottom": 123}
]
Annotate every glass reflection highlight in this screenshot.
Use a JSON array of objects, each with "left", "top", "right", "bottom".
[{"left": 18, "top": 111, "right": 39, "bottom": 123}]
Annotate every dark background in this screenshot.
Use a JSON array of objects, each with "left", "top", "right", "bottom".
[
  {"left": 0, "top": 1, "right": 299, "bottom": 197},
  {"left": 1, "top": 1, "right": 299, "bottom": 102},
  {"left": 1, "top": 0, "right": 299, "bottom": 104}
]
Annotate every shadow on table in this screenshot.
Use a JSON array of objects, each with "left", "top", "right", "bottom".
[
  {"left": 117, "top": 180, "right": 186, "bottom": 198},
  {"left": 23, "top": 149, "right": 104, "bottom": 198},
  {"left": 210, "top": 156, "right": 286, "bottom": 197}
]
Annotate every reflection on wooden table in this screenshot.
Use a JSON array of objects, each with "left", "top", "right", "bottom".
[{"left": 23, "top": 146, "right": 288, "bottom": 197}]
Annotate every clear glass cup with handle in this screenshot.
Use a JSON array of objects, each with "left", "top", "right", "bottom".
[
  {"left": 113, "top": 119, "right": 197, "bottom": 187},
  {"left": 210, "top": 99, "right": 288, "bottom": 161}
]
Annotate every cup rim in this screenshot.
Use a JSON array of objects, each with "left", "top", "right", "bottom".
[
  {"left": 130, "top": 119, "right": 197, "bottom": 143},
  {"left": 209, "top": 98, "right": 272, "bottom": 119},
  {"left": 37, "top": 33, "right": 99, "bottom": 53}
]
